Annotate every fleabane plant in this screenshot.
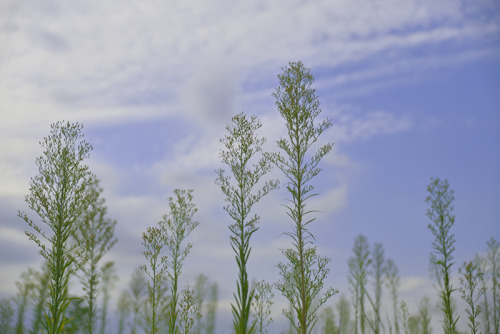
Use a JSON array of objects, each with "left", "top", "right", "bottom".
[
  {"left": 459, "top": 260, "right": 485, "bottom": 334},
  {"left": 216, "top": 112, "right": 279, "bottom": 334},
  {"left": 18, "top": 121, "right": 97, "bottom": 334},
  {"left": 251, "top": 280, "right": 275, "bottom": 334},
  {"left": 159, "top": 189, "right": 199, "bottom": 334},
  {"left": 385, "top": 258, "right": 401, "bottom": 334},
  {"left": 75, "top": 179, "right": 117, "bottom": 334},
  {"left": 426, "top": 177, "right": 459, "bottom": 334},
  {"left": 142, "top": 225, "right": 168, "bottom": 334},
  {"left": 348, "top": 234, "right": 371, "bottom": 334},
  {"left": 178, "top": 284, "right": 202, "bottom": 334},
  {"left": 13, "top": 268, "right": 37, "bottom": 334},
  {"left": 266, "top": 61, "right": 337, "bottom": 334}
]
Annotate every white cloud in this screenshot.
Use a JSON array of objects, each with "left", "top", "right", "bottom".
[
  {"left": 310, "top": 184, "right": 349, "bottom": 217},
  {"left": 0, "top": 1, "right": 497, "bottom": 331},
  {"left": 329, "top": 105, "right": 413, "bottom": 144},
  {"left": 0, "top": 263, "right": 41, "bottom": 296},
  {"left": 1, "top": 0, "right": 497, "bottom": 132},
  {"left": 400, "top": 276, "right": 428, "bottom": 292},
  {"left": 0, "top": 227, "right": 33, "bottom": 248},
  {"left": 325, "top": 150, "right": 359, "bottom": 169},
  {"left": 181, "top": 59, "right": 240, "bottom": 128}
]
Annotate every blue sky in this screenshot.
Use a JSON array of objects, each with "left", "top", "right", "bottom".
[{"left": 1, "top": 0, "right": 499, "bottom": 332}]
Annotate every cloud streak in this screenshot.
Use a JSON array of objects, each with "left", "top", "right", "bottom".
[
  {"left": 1, "top": 0, "right": 497, "bottom": 127},
  {"left": 1, "top": 1, "right": 498, "bottom": 331}
]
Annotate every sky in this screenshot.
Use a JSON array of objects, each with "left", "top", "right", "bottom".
[{"left": 0, "top": 0, "right": 499, "bottom": 332}]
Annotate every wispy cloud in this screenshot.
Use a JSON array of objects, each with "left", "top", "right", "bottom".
[
  {"left": 329, "top": 105, "right": 413, "bottom": 143},
  {"left": 1, "top": 0, "right": 497, "bottom": 129},
  {"left": 1, "top": 1, "right": 498, "bottom": 330}
]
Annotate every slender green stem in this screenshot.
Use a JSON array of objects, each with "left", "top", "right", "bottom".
[
  {"left": 216, "top": 113, "right": 278, "bottom": 334},
  {"left": 270, "top": 61, "right": 336, "bottom": 333}
]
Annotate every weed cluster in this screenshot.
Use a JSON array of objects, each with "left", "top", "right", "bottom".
[{"left": 3, "top": 63, "right": 499, "bottom": 334}]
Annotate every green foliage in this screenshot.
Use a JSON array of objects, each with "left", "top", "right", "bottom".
[
  {"left": 75, "top": 179, "right": 117, "bottom": 334},
  {"left": 348, "top": 234, "right": 371, "bottom": 334},
  {"left": 417, "top": 297, "right": 432, "bottom": 334},
  {"left": 319, "top": 306, "right": 337, "bottom": 334},
  {"left": 128, "top": 267, "right": 147, "bottom": 334},
  {"left": 267, "top": 60, "right": 336, "bottom": 334},
  {"left": 14, "top": 268, "right": 38, "bottom": 334},
  {"left": 385, "top": 258, "right": 400, "bottom": 334},
  {"left": 426, "top": 177, "right": 458, "bottom": 334},
  {"left": 251, "top": 281, "right": 274, "bottom": 334},
  {"left": 394, "top": 298, "right": 432, "bottom": 334},
  {"left": 336, "top": 294, "right": 351, "bottom": 334},
  {"left": 475, "top": 253, "right": 492, "bottom": 334},
  {"left": 116, "top": 290, "right": 131, "bottom": 334},
  {"left": 277, "top": 247, "right": 335, "bottom": 333},
  {"left": 216, "top": 112, "right": 278, "bottom": 334},
  {"left": 194, "top": 273, "right": 208, "bottom": 333},
  {"left": 205, "top": 282, "right": 218, "bottom": 334},
  {"left": 100, "top": 261, "right": 117, "bottom": 334},
  {"left": 30, "top": 263, "right": 50, "bottom": 334},
  {"left": 487, "top": 237, "right": 500, "bottom": 334},
  {"left": 8, "top": 97, "right": 499, "bottom": 334},
  {"left": 0, "top": 298, "right": 14, "bottom": 334},
  {"left": 159, "top": 189, "right": 199, "bottom": 334},
  {"left": 280, "top": 301, "right": 296, "bottom": 334},
  {"left": 64, "top": 297, "right": 89, "bottom": 334},
  {"left": 194, "top": 274, "right": 218, "bottom": 334},
  {"left": 459, "top": 261, "right": 485, "bottom": 334},
  {"left": 141, "top": 226, "right": 168, "bottom": 334},
  {"left": 177, "top": 285, "right": 202, "bottom": 334},
  {"left": 18, "top": 121, "right": 97, "bottom": 334},
  {"left": 371, "top": 242, "right": 385, "bottom": 334},
  {"left": 475, "top": 237, "right": 500, "bottom": 334},
  {"left": 399, "top": 301, "right": 410, "bottom": 334},
  {"left": 408, "top": 315, "right": 420, "bottom": 334}
]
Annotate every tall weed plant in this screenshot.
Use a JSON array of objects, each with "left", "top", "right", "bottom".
[
  {"left": 19, "top": 121, "right": 97, "bottom": 333},
  {"left": 267, "top": 61, "right": 337, "bottom": 334},
  {"left": 216, "top": 112, "right": 278, "bottom": 334}
]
